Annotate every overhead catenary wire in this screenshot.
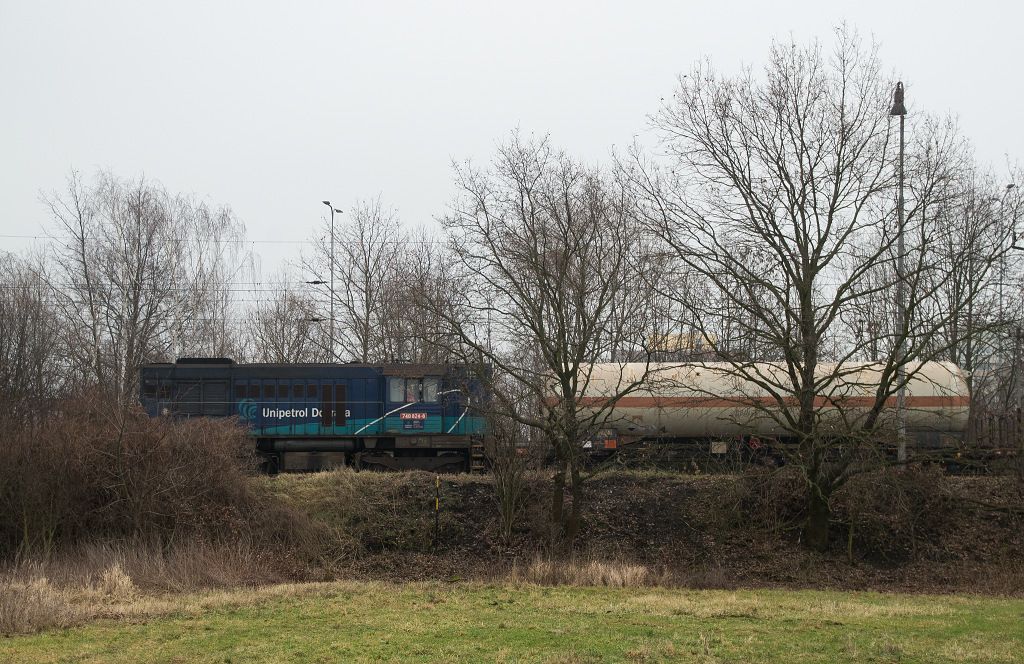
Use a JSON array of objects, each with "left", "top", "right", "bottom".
[{"left": 0, "top": 233, "right": 446, "bottom": 246}]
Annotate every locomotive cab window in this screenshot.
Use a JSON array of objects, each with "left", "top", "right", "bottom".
[
  {"left": 389, "top": 377, "right": 434, "bottom": 403},
  {"left": 385, "top": 377, "right": 442, "bottom": 403},
  {"left": 423, "top": 377, "right": 439, "bottom": 403}
]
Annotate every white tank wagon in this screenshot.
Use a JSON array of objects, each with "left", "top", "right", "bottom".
[{"left": 575, "top": 362, "right": 969, "bottom": 447}]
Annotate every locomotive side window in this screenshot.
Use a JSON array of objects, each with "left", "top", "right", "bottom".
[
  {"left": 423, "top": 377, "right": 439, "bottom": 403},
  {"left": 143, "top": 380, "right": 157, "bottom": 399},
  {"left": 293, "top": 384, "right": 304, "bottom": 399},
  {"left": 334, "top": 383, "right": 346, "bottom": 425},
  {"left": 247, "top": 384, "right": 259, "bottom": 399},
  {"left": 278, "top": 384, "right": 289, "bottom": 400},
  {"left": 306, "top": 383, "right": 317, "bottom": 397},
  {"left": 234, "top": 384, "right": 246, "bottom": 399},
  {"left": 388, "top": 377, "right": 404, "bottom": 403},
  {"left": 263, "top": 383, "right": 275, "bottom": 400},
  {"left": 321, "top": 384, "right": 334, "bottom": 426},
  {"left": 405, "top": 379, "right": 420, "bottom": 403}
]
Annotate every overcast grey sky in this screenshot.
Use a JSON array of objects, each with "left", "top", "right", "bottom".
[{"left": 2, "top": 0, "right": 1021, "bottom": 273}]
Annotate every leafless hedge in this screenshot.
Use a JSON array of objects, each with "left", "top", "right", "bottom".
[{"left": 0, "top": 393, "right": 262, "bottom": 557}]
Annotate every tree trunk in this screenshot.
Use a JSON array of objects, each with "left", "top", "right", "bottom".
[
  {"left": 804, "top": 484, "right": 831, "bottom": 552},
  {"left": 565, "top": 461, "right": 583, "bottom": 544},
  {"left": 549, "top": 461, "right": 566, "bottom": 546}
]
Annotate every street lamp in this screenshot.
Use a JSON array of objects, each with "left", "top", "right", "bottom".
[
  {"left": 890, "top": 81, "right": 908, "bottom": 463},
  {"left": 322, "top": 201, "right": 342, "bottom": 362},
  {"left": 1003, "top": 184, "right": 1023, "bottom": 252}
]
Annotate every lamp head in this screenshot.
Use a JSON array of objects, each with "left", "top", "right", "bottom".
[{"left": 890, "top": 81, "right": 907, "bottom": 116}]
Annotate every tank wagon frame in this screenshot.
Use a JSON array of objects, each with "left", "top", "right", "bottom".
[{"left": 139, "top": 358, "right": 488, "bottom": 473}]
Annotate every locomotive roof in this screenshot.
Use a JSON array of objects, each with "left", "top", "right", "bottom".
[{"left": 140, "top": 359, "right": 473, "bottom": 376}]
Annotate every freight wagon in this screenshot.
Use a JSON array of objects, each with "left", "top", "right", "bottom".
[
  {"left": 575, "top": 361, "right": 971, "bottom": 461},
  {"left": 139, "top": 358, "right": 488, "bottom": 473}
]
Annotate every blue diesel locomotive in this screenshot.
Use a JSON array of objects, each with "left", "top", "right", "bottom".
[{"left": 139, "top": 358, "right": 488, "bottom": 473}]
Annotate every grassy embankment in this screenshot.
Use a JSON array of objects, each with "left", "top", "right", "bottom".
[{"left": 2, "top": 582, "right": 1022, "bottom": 663}]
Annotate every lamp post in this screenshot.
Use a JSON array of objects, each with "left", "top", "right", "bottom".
[
  {"left": 890, "top": 81, "right": 908, "bottom": 463},
  {"left": 997, "top": 184, "right": 1018, "bottom": 368},
  {"left": 322, "top": 201, "right": 342, "bottom": 362}
]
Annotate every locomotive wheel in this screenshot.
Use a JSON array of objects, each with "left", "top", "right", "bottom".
[{"left": 262, "top": 455, "right": 280, "bottom": 476}]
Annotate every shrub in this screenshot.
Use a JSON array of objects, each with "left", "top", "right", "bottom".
[
  {"left": 0, "top": 392, "right": 259, "bottom": 557},
  {"left": 728, "top": 466, "right": 808, "bottom": 535},
  {"left": 834, "top": 466, "right": 952, "bottom": 563}
]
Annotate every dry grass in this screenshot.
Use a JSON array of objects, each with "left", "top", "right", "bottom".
[
  {"left": 0, "top": 577, "right": 78, "bottom": 636},
  {"left": 510, "top": 554, "right": 661, "bottom": 588},
  {"left": 0, "top": 561, "right": 141, "bottom": 636},
  {"left": 0, "top": 566, "right": 342, "bottom": 637},
  {"left": 0, "top": 552, "right": 707, "bottom": 636},
  {"left": 507, "top": 554, "right": 742, "bottom": 591},
  {"left": 0, "top": 539, "right": 298, "bottom": 636},
  {"left": 7, "top": 539, "right": 285, "bottom": 591}
]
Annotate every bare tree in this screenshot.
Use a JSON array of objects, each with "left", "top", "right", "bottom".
[
  {"left": 44, "top": 171, "right": 248, "bottom": 404},
  {"left": 0, "top": 252, "right": 67, "bottom": 421},
  {"left": 377, "top": 228, "right": 467, "bottom": 364},
  {"left": 302, "top": 198, "right": 403, "bottom": 362},
  {"left": 301, "top": 200, "right": 465, "bottom": 364},
  {"left": 242, "top": 271, "right": 327, "bottom": 363},
  {"left": 172, "top": 197, "right": 252, "bottom": 360},
  {"left": 427, "top": 135, "right": 661, "bottom": 544},
  {"left": 632, "top": 29, "right": 996, "bottom": 550}
]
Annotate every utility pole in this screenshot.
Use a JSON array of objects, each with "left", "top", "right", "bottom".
[
  {"left": 322, "top": 201, "right": 342, "bottom": 362},
  {"left": 890, "top": 81, "right": 908, "bottom": 463}
]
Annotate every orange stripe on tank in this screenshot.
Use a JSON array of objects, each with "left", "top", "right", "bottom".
[{"left": 557, "top": 395, "right": 970, "bottom": 409}]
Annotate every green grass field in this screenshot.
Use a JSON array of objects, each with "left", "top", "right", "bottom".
[{"left": 2, "top": 582, "right": 1021, "bottom": 663}]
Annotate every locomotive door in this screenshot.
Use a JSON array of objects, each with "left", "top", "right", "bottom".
[{"left": 319, "top": 382, "right": 347, "bottom": 434}]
